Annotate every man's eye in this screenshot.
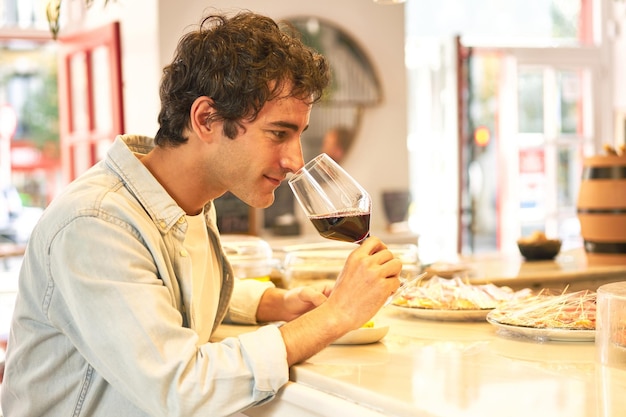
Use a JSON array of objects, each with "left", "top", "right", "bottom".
[{"left": 272, "top": 131, "right": 287, "bottom": 139}]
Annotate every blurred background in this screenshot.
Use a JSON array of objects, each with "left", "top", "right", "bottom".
[{"left": 0, "top": 0, "right": 624, "bottom": 262}]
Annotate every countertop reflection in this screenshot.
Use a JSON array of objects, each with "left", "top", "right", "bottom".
[{"left": 216, "top": 307, "right": 626, "bottom": 417}]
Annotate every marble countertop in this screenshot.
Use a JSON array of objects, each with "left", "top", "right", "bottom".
[
  {"left": 216, "top": 307, "right": 626, "bottom": 417},
  {"left": 223, "top": 238, "right": 626, "bottom": 415}
]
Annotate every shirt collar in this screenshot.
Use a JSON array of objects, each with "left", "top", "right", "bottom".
[{"left": 105, "top": 134, "right": 186, "bottom": 234}]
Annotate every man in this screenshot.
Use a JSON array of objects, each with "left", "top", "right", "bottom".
[{"left": 1, "top": 11, "right": 401, "bottom": 416}]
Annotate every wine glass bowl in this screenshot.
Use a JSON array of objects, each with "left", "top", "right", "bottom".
[{"left": 289, "top": 153, "right": 371, "bottom": 244}]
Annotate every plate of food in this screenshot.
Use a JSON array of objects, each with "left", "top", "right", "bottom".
[
  {"left": 486, "top": 318, "right": 595, "bottom": 342},
  {"left": 387, "top": 276, "right": 532, "bottom": 322},
  {"left": 389, "top": 305, "right": 492, "bottom": 321},
  {"left": 332, "top": 321, "right": 389, "bottom": 345},
  {"left": 486, "top": 289, "right": 596, "bottom": 342}
]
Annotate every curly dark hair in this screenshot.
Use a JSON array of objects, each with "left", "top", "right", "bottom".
[{"left": 154, "top": 11, "right": 331, "bottom": 146}]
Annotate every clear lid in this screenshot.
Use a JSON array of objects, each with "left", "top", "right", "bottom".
[
  {"left": 283, "top": 249, "right": 352, "bottom": 272},
  {"left": 220, "top": 235, "right": 275, "bottom": 278}
]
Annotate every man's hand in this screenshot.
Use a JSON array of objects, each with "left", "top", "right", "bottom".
[
  {"left": 281, "top": 285, "right": 334, "bottom": 321},
  {"left": 324, "top": 237, "right": 402, "bottom": 330},
  {"left": 277, "top": 236, "right": 402, "bottom": 366},
  {"left": 255, "top": 284, "right": 333, "bottom": 323}
]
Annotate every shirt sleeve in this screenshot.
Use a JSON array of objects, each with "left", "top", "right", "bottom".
[
  {"left": 236, "top": 324, "right": 289, "bottom": 402},
  {"left": 225, "top": 278, "right": 275, "bottom": 324}
]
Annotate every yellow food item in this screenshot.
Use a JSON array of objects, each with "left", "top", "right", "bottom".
[
  {"left": 518, "top": 230, "right": 549, "bottom": 244},
  {"left": 456, "top": 299, "right": 477, "bottom": 310},
  {"left": 361, "top": 320, "right": 375, "bottom": 328}
]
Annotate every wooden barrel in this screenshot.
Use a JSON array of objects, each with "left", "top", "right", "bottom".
[{"left": 577, "top": 155, "right": 626, "bottom": 265}]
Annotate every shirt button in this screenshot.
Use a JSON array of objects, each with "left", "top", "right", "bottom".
[
  {"left": 177, "top": 217, "right": 185, "bottom": 224},
  {"left": 180, "top": 249, "right": 188, "bottom": 257},
  {"left": 159, "top": 221, "right": 167, "bottom": 228}
]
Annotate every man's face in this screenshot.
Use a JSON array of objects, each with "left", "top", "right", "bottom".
[{"left": 211, "top": 93, "right": 311, "bottom": 208}]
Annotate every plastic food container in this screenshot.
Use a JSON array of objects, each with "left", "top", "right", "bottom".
[
  {"left": 282, "top": 243, "right": 421, "bottom": 289},
  {"left": 283, "top": 248, "right": 350, "bottom": 289},
  {"left": 220, "top": 235, "right": 277, "bottom": 282}
]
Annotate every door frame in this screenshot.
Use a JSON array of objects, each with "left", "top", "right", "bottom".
[
  {"left": 57, "top": 21, "right": 124, "bottom": 184},
  {"left": 492, "top": 46, "right": 607, "bottom": 253}
]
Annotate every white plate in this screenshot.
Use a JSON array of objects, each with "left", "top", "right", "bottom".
[
  {"left": 387, "top": 304, "right": 492, "bottom": 322},
  {"left": 486, "top": 315, "right": 595, "bottom": 342},
  {"left": 332, "top": 325, "right": 390, "bottom": 345}
]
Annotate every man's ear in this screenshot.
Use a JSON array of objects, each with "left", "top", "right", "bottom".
[{"left": 190, "top": 96, "right": 216, "bottom": 137}]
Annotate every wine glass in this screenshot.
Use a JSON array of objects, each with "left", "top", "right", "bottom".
[
  {"left": 289, "top": 153, "right": 423, "bottom": 305},
  {"left": 289, "top": 153, "right": 371, "bottom": 244}
]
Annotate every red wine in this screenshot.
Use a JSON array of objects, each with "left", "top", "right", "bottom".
[{"left": 309, "top": 212, "right": 370, "bottom": 243}]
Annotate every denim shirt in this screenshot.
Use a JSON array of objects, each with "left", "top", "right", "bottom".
[{"left": 1, "top": 135, "right": 288, "bottom": 417}]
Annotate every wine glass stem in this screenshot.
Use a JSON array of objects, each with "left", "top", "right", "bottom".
[{"left": 384, "top": 272, "right": 428, "bottom": 307}]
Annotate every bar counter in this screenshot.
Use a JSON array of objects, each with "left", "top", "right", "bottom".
[
  {"left": 268, "top": 234, "right": 626, "bottom": 292},
  {"left": 430, "top": 247, "right": 626, "bottom": 292},
  {"left": 218, "top": 307, "right": 626, "bottom": 417}
]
